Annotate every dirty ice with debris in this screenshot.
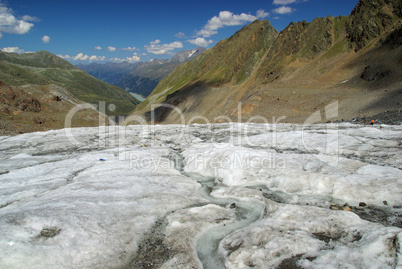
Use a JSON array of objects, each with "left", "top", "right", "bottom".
[{"left": 0, "top": 123, "right": 401, "bottom": 268}]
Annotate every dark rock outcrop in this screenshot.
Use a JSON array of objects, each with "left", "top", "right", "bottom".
[
  {"left": 346, "top": 0, "right": 401, "bottom": 51},
  {"left": 361, "top": 65, "right": 392, "bottom": 81}
]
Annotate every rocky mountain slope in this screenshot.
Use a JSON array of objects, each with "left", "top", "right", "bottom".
[
  {"left": 77, "top": 48, "right": 206, "bottom": 98},
  {"left": 0, "top": 51, "right": 140, "bottom": 116},
  {"left": 134, "top": 0, "right": 401, "bottom": 124},
  {"left": 0, "top": 81, "right": 110, "bottom": 135}
]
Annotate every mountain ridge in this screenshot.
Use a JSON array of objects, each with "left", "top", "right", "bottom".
[
  {"left": 0, "top": 50, "right": 139, "bottom": 116},
  {"left": 133, "top": 0, "right": 402, "bottom": 124}
]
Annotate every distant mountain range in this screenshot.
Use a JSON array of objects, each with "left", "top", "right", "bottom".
[
  {"left": 134, "top": 0, "right": 402, "bottom": 124},
  {"left": 0, "top": 50, "right": 141, "bottom": 135},
  {"left": 76, "top": 47, "right": 206, "bottom": 98}
]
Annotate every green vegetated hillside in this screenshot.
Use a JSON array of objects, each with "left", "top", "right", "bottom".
[
  {"left": 0, "top": 51, "right": 139, "bottom": 116},
  {"left": 145, "top": 19, "right": 278, "bottom": 100},
  {"left": 134, "top": 0, "right": 402, "bottom": 124}
]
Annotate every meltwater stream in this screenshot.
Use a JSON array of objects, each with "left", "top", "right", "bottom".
[
  {"left": 194, "top": 175, "right": 265, "bottom": 269},
  {"left": 169, "top": 150, "right": 266, "bottom": 269}
]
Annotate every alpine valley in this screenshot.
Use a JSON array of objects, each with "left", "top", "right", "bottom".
[
  {"left": 132, "top": 0, "right": 402, "bottom": 124},
  {"left": 76, "top": 47, "right": 206, "bottom": 99},
  {"left": 0, "top": 0, "right": 402, "bottom": 268}
]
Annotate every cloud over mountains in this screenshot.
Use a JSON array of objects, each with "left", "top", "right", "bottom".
[
  {"left": 1, "top": 46, "right": 30, "bottom": 53},
  {"left": 144, "top": 40, "right": 183, "bottom": 55},
  {"left": 41, "top": 35, "right": 51, "bottom": 44},
  {"left": 187, "top": 38, "right": 213, "bottom": 48},
  {"left": 273, "top": 6, "right": 294, "bottom": 14},
  {"left": 0, "top": 2, "right": 35, "bottom": 38},
  {"left": 197, "top": 10, "right": 269, "bottom": 38}
]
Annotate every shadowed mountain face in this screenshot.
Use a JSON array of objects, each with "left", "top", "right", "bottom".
[
  {"left": 77, "top": 48, "right": 206, "bottom": 98},
  {"left": 346, "top": 0, "right": 401, "bottom": 51},
  {"left": 134, "top": 0, "right": 402, "bottom": 124},
  {"left": 0, "top": 51, "right": 140, "bottom": 116}
]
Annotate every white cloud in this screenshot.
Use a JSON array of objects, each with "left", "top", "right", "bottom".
[
  {"left": 89, "top": 55, "right": 106, "bottom": 62},
  {"left": 144, "top": 40, "right": 183, "bottom": 55},
  {"left": 21, "top": 15, "right": 40, "bottom": 22},
  {"left": 110, "top": 54, "right": 141, "bottom": 63},
  {"left": 58, "top": 53, "right": 106, "bottom": 62},
  {"left": 72, "top": 53, "right": 89, "bottom": 61},
  {"left": 126, "top": 55, "right": 140, "bottom": 63},
  {"left": 41, "top": 35, "right": 50, "bottom": 44},
  {"left": 273, "top": 0, "right": 297, "bottom": 4},
  {"left": 107, "top": 46, "right": 116, "bottom": 52},
  {"left": 94, "top": 45, "right": 102, "bottom": 50},
  {"left": 1, "top": 46, "right": 28, "bottom": 53},
  {"left": 197, "top": 11, "right": 261, "bottom": 38},
  {"left": 273, "top": 6, "right": 294, "bottom": 14},
  {"left": 61, "top": 53, "right": 108, "bottom": 62},
  {"left": 109, "top": 57, "right": 123, "bottom": 63},
  {"left": 257, "top": 9, "right": 270, "bottom": 18},
  {"left": 120, "top": 46, "right": 137, "bottom": 51},
  {"left": 57, "top": 54, "right": 71, "bottom": 60},
  {"left": 175, "top": 32, "right": 186, "bottom": 38},
  {"left": 187, "top": 37, "right": 213, "bottom": 48},
  {"left": 0, "top": 3, "right": 35, "bottom": 37}
]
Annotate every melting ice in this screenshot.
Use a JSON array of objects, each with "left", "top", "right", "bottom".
[{"left": 0, "top": 123, "right": 401, "bottom": 268}]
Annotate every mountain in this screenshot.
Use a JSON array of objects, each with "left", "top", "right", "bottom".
[
  {"left": 0, "top": 51, "right": 140, "bottom": 116},
  {"left": 0, "top": 81, "right": 110, "bottom": 135},
  {"left": 134, "top": 0, "right": 401, "bottom": 124},
  {"left": 76, "top": 47, "right": 206, "bottom": 98},
  {"left": 113, "top": 59, "right": 178, "bottom": 98},
  {"left": 170, "top": 47, "right": 206, "bottom": 63}
]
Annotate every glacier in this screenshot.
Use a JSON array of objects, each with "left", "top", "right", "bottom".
[{"left": 0, "top": 123, "right": 401, "bottom": 268}]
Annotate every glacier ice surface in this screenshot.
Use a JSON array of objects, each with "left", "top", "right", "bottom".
[{"left": 0, "top": 123, "right": 401, "bottom": 268}]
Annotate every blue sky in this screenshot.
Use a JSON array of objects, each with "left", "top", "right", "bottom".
[{"left": 1, "top": 0, "right": 359, "bottom": 64}]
